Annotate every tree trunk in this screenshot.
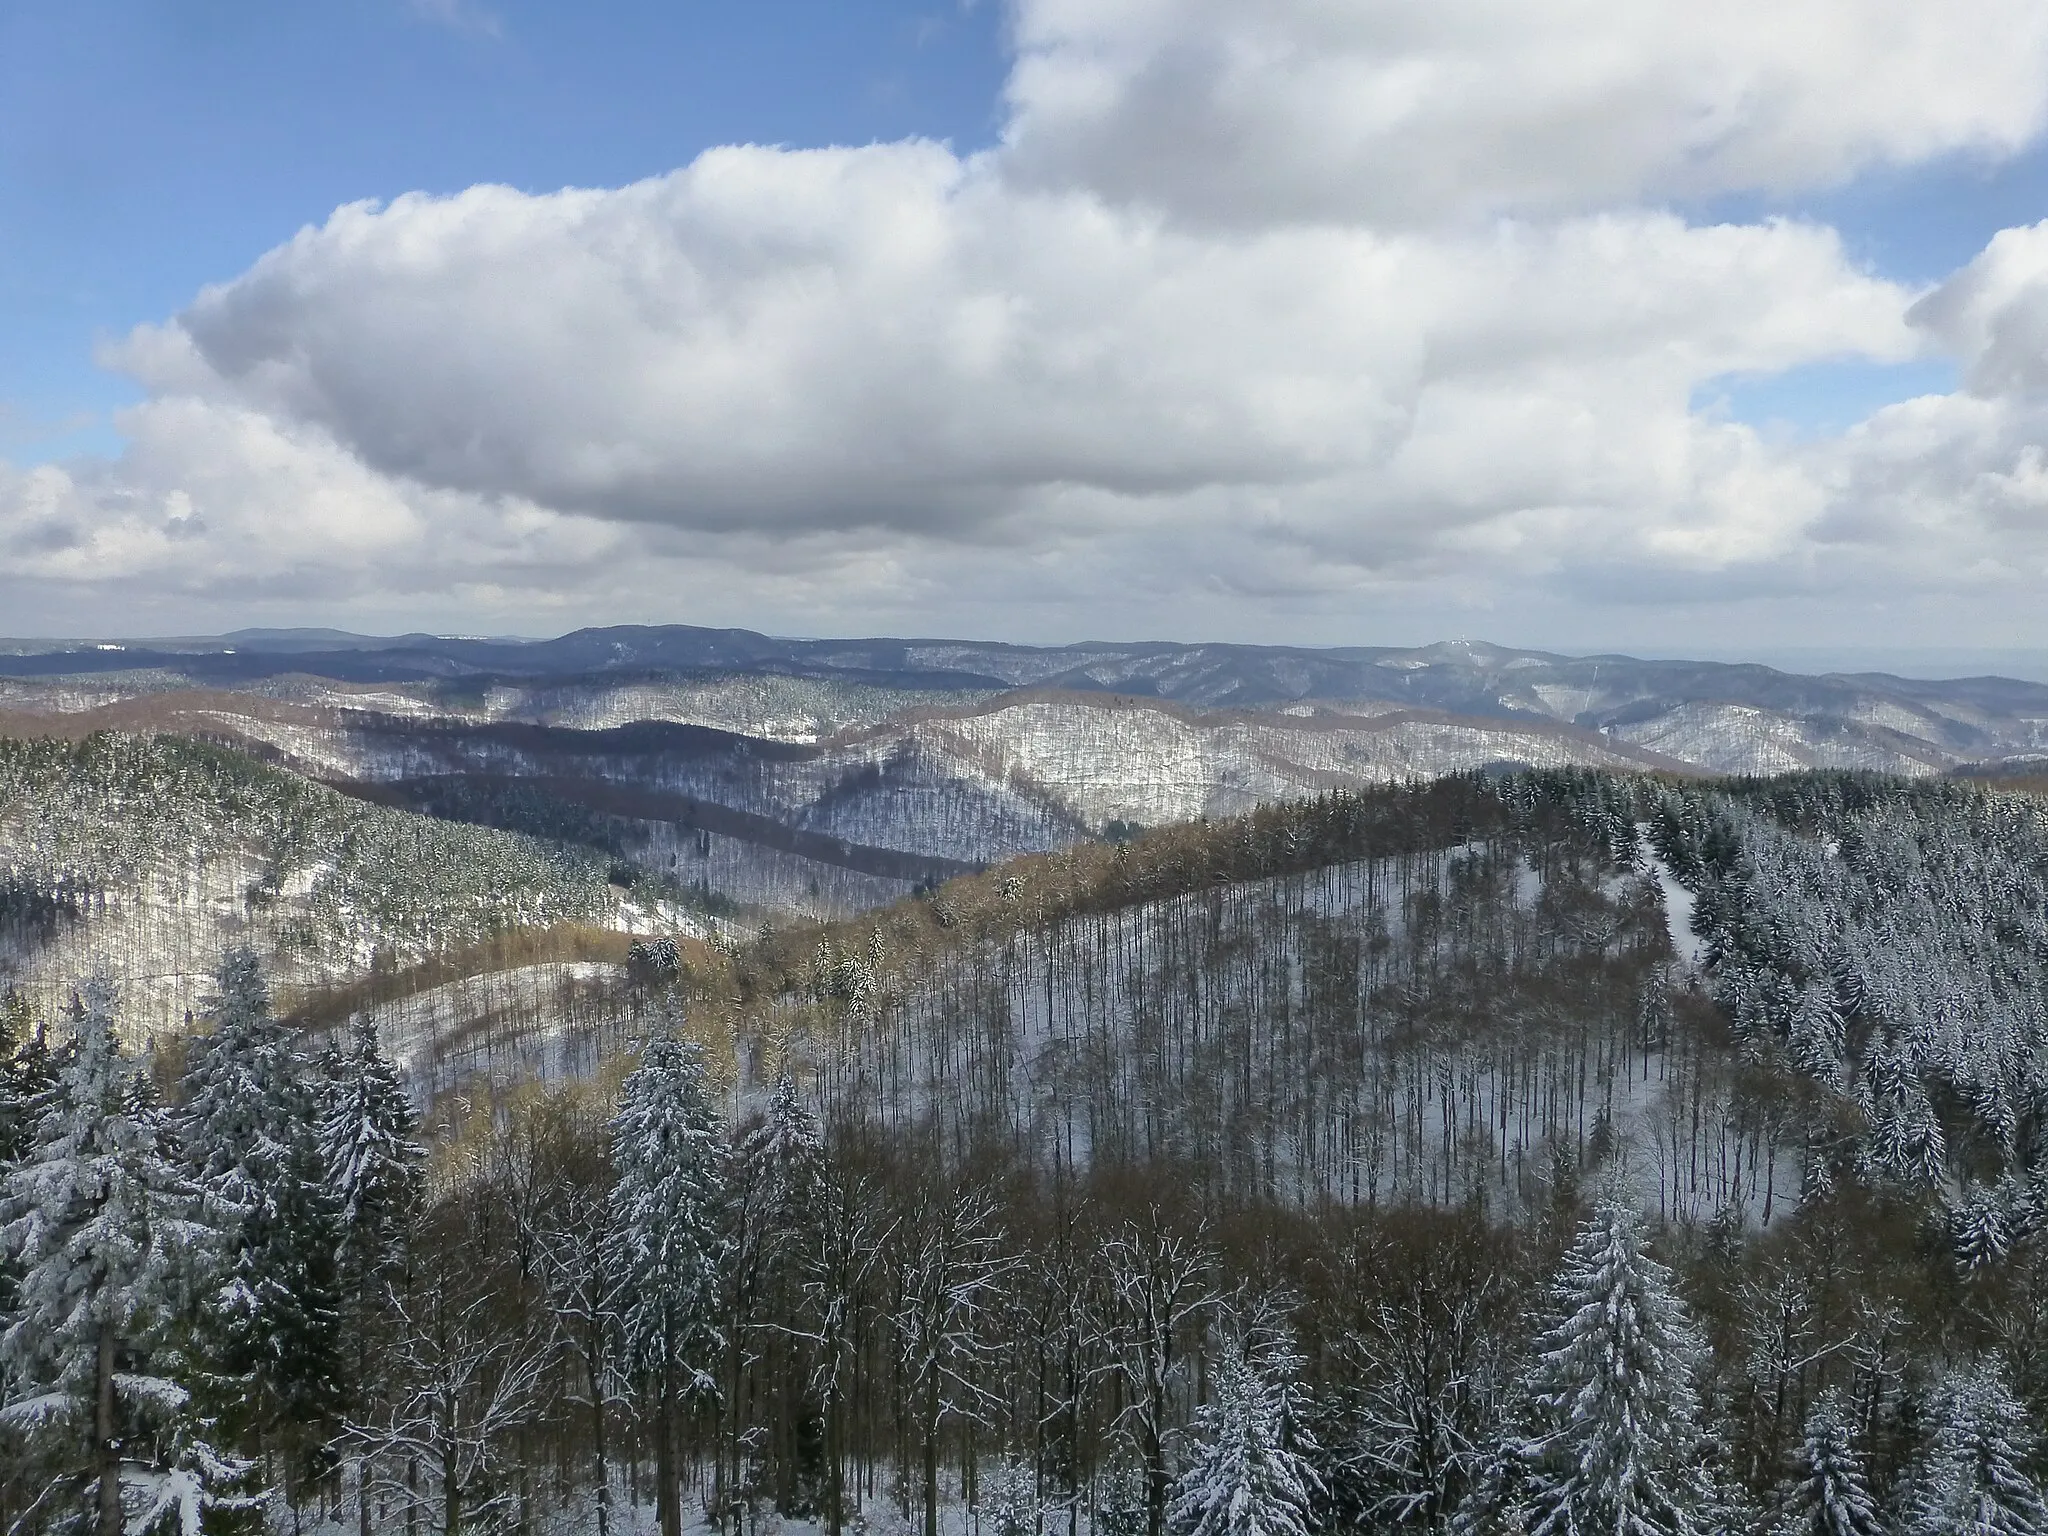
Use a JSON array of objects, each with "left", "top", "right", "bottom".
[
  {"left": 442, "top": 1439, "right": 461, "bottom": 1536},
  {"left": 358, "top": 1327, "right": 374, "bottom": 1536},
  {"left": 1142, "top": 1423, "right": 1166, "bottom": 1536},
  {"left": 97, "top": 1325, "right": 121, "bottom": 1536},
  {"left": 589, "top": 1337, "right": 613, "bottom": 1536},
  {"left": 923, "top": 1372, "right": 940, "bottom": 1536},
  {"left": 656, "top": 1375, "right": 683, "bottom": 1536},
  {"left": 825, "top": 1377, "right": 844, "bottom": 1536}
]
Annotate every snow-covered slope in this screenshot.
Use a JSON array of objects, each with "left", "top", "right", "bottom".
[
  {"left": 880, "top": 693, "right": 1676, "bottom": 828},
  {"left": 0, "top": 734, "right": 688, "bottom": 1037},
  {"left": 64, "top": 689, "right": 1678, "bottom": 864}
]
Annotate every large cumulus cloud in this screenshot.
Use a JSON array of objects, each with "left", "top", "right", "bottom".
[{"left": 7, "top": 0, "right": 2048, "bottom": 643}]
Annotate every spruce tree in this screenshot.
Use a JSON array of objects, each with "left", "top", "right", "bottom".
[
  {"left": 178, "top": 948, "right": 344, "bottom": 1483},
  {"left": 318, "top": 1014, "right": 424, "bottom": 1536},
  {"left": 1905, "top": 1359, "right": 2048, "bottom": 1536},
  {"left": 730, "top": 1070, "right": 826, "bottom": 1515},
  {"left": 0, "top": 987, "right": 57, "bottom": 1333},
  {"left": 0, "top": 986, "right": 55, "bottom": 1168},
  {"left": 1168, "top": 1339, "right": 1320, "bottom": 1536},
  {"left": 1775, "top": 1388, "right": 1882, "bottom": 1536},
  {"left": 1515, "top": 1198, "right": 1712, "bottom": 1536},
  {"left": 180, "top": 948, "right": 291, "bottom": 1209},
  {"left": 0, "top": 973, "right": 236, "bottom": 1536},
  {"left": 608, "top": 1019, "right": 728, "bottom": 1536},
  {"left": 319, "top": 1014, "right": 424, "bottom": 1279}
]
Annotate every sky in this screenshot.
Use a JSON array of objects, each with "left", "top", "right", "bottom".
[{"left": 6, "top": 0, "right": 2048, "bottom": 661}]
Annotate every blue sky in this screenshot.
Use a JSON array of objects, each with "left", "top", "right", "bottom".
[
  {"left": 0, "top": 1, "right": 1007, "bottom": 460},
  {"left": 7, "top": 1, "right": 2048, "bottom": 657}
]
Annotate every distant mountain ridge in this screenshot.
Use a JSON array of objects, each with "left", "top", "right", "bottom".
[
  {"left": 0, "top": 622, "right": 2044, "bottom": 715},
  {"left": 3, "top": 624, "right": 2048, "bottom": 768},
  {"left": 5, "top": 624, "right": 2048, "bottom": 922}
]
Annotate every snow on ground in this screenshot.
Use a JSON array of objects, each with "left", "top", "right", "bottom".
[
  {"left": 900, "top": 697, "right": 1664, "bottom": 830},
  {"left": 632, "top": 820, "right": 914, "bottom": 920},
  {"left": 1636, "top": 826, "right": 1707, "bottom": 972},
  {"left": 297, "top": 1472, "right": 1074, "bottom": 1536},
  {"left": 0, "top": 845, "right": 274, "bottom": 1042},
  {"left": 476, "top": 675, "right": 996, "bottom": 741},
  {"left": 1608, "top": 701, "right": 1946, "bottom": 777},
  {"left": 364, "top": 960, "right": 631, "bottom": 1102}
]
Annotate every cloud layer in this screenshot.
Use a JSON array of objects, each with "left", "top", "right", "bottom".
[{"left": 9, "top": 0, "right": 2048, "bottom": 646}]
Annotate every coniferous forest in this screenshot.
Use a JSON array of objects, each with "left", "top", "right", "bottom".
[{"left": 13, "top": 763, "right": 2048, "bottom": 1535}]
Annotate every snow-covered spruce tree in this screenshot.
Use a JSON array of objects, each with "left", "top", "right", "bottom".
[
  {"left": 985, "top": 1455, "right": 1043, "bottom": 1536},
  {"left": 178, "top": 947, "right": 344, "bottom": 1482},
  {"left": 1514, "top": 1198, "right": 1713, "bottom": 1536},
  {"left": 320, "top": 1013, "right": 424, "bottom": 1279},
  {"left": 727, "top": 1070, "right": 826, "bottom": 1517},
  {"left": 1905, "top": 1359, "right": 2048, "bottom": 1536},
  {"left": 1774, "top": 1388, "right": 1882, "bottom": 1536},
  {"left": 0, "top": 986, "right": 59, "bottom": 1333},
  {"left": 1, "top": 985, "right": 58, "bottom": 1167},
  {"left": 1168, "top": 1331, "right": 1321, "bottom": 1536},
  {"left": 180, "top": 947, "right": 292, "bottom": 1208},
  {"left": 608, "top": 1018, "right": 728, "bottom": 1536},
  {"left": 0, "top": 972, "right": 244, "bottom": 1536},
  {"left": 318, "top": 1014, "right": 425, "bottom": 1536}
]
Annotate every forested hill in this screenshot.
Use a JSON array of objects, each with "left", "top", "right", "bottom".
[
  {"left": 0, "top": 732, "right": 678, "bottom": 1035},
  {"left": 699, "top": 769, "right": 2048, "bottom": 1244},
  {"left": 16, "top": 728, "right": 2044, "bottom": 1247},
  {"left": 20, "top": 766, "right": 2048, "bottom": 1535},
  {"left": 1658, "top": 773, "right": 2048, "bottom": 1258},
  {"left": 719, "top": 771, "right": 1707, "bottom": 1216}
]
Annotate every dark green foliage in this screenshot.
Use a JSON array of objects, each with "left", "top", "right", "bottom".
[{"left": 179, "top": 950, "right": 345, "bottom": 1482}]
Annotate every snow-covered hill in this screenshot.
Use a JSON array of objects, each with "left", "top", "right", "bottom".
[
  {"left": 0, "top": 734, "right": 688, "bottom": 1037},
  {"left": 0, "top": 687, "right": 1677, "bottom": 874},
  {"left": 10, "top": 626, "right": 2048, "bottom": 776},
  {"left": 11, "top": 627, "right": 2048, "bottom": 930}
]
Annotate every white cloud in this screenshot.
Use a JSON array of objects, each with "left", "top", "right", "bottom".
[
  {"left": 117, "top": 159, "right": 1907, "bottom": 546},
  {"left": 11, "top": 0, "right": 2048, "bottom": 645},
  {"left": 1909, "top": 222, "right": 2048, "bottom": 397},
  {"left": 1003, "top": 0, "right": 2048, "bottom": 226}
]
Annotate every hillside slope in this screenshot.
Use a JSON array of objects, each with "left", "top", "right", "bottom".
[
  {"left": 0, "top": 687, "right": 1680, "bottom": 904},
  {"left": 0, "top": 733, "right": 682, "bottom": 1035},
  {"left": 697, "top": 769, "right": 2048, "bottom": 1234}
]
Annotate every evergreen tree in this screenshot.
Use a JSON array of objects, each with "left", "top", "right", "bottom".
[
  {"left": 737, "top": 1071, "right": 824, "bottom": 1229},
  {"left": 0, "top": 987, "right": 59, "bottom": 1336},
  {"left": 0, "top": 973, "right": 238, "bottom": 1536},
  {"left": 0, "top": 986, "right": 56, "bottom": 1168},
  {"left": 608, "top": 1019, "right": 728, "bottom": 1536},
  {"left": 318, "top": 1014, "right": 424, "bottom": 1536},
  {"left": 1168, "top": 1337, "right": 1320, "bottom": 1536},
  {"left": 1775, "top": 1388, "right": 1882, "bottom": 1536},
  {"left": 1905, "top": 1359, "right": 2048, "bottom": 1536},
  {"left": 319, "top": 1014, "right": 424, "bottom": 1280},
  {"left": 180, "top": 948, "right": 290, "bottom": 1209},
  {"left": 1514, "top": 1198, "right": 1712, "bottom": 1536},
  {"left": 728, "top": 1070, "right": 826, "bottom": 1515},
  {"left": 178, "top": 948, "right": 344, "bottom": 1482}
]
